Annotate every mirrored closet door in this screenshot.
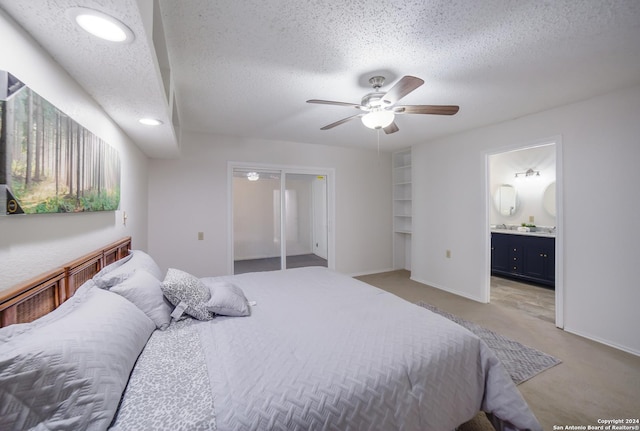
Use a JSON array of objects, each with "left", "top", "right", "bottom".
[{"left": 231, "top": 165, "right": 332, "bottom": 275}]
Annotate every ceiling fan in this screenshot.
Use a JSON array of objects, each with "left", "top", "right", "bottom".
[{"left": 307, "top": 75, "right": 459, "bottom": 134}]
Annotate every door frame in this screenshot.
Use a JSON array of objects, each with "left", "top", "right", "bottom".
[
  {"left": 311, "top": 175, "right": 328, "bottom": 259},
  {"left": 483, "top": 135, "right": 564, "bottom": 328},
  {"left": 227, "top": 161, "right": 335, "bottom": 274}
]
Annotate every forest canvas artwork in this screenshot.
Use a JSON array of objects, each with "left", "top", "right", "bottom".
[{"left": 0, "top": 71, "right": 120, "bottom": 215}]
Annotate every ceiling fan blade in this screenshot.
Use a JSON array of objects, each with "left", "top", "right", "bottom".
[
  {"left": 307, "top": 99, "right": 361, "bottom": 108},
  {"left": 383, "top": 122, "right": 399, "bottom": 134},
  {"left": 395, "top": 105, "right": 459, "bottom": 115},
  {"left": 381, "top": 76, "right": 424, "bottom": 106},
  {"left": 320, "top": 114, "right": 363, "bottom": 130}
]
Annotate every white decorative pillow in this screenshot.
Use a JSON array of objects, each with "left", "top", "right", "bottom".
[
  {"left": 161, "top": 268, "right": 214, "bottom": 321},
  {"left": 205, "top": 282, "right": 250, "bottom": 317},
  {"left": 93, "top": 249, "right": 163, "bottom": 288},
  {"left": 111, "top": 270, "right": 173, "bottom": 330},
  {"left": 0, "top": 284, "right": 155, "bottom": 431}
]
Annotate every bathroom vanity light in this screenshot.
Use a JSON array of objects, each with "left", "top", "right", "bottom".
[
  {"left": 514, "top": 168, "right": 540, "bottom": 178},
  {"left": 68, "top": 7, "right": 134, "bottom": 43}
]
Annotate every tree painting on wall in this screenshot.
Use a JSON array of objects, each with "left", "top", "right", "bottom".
[{"left": 0, "top": 71, "right": 120, "bottom": 215}]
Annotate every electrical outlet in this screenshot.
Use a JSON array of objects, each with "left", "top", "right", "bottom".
[
  {"left": 198, "top": 232, "right": 204, "bottom": 240},
  {"left": 529, "top": 215, "right": 535, "bottom": 223},
  {"left": 446, "top": 250, "right": 451, "bottom": 258}
]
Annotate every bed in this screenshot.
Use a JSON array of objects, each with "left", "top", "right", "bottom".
[{"left": 0, "top": 237, "right": 542, "bottom": 431}]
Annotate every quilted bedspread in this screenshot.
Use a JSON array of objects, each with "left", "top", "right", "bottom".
[{"left": 112, "top": 267, "right": 541, "bottom": 431}]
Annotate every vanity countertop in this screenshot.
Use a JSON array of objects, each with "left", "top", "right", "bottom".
[{"left": 491, "top": 228, "right": 555, "bottom": 238}]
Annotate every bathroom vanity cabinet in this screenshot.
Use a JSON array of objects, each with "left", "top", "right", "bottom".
[{"left": 491, "top": 232, "right": 555, "bottom": 288}]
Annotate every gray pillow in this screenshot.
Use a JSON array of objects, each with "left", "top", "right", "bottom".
[
  {"left": 93, "top": 249, "right": 163, "bottom": 288},
  {"left": 161, "top": 268, "right": 214, "bottom": 321},
  {"left": 0, "top": 284, "right": 155, "bottom": 431},
  {"left": 111, "top": 270, "right": 173, "bottom": 330},
  {"left": 205, "top": 282, "right": 250, "bottom": 317},
  {"left": 91, "top": 252, "right": 133, "bottom": 281},
  {"left": 0, "top": 280, "right": 97, "bottom": 343}
]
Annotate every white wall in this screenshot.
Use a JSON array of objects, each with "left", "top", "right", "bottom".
[
  {"left": 412, "top": 84, "right": 640, "bottom": 355},
  {"left": 489, "top": 145, "right": 556, "bottom": 227},
  {"left": 147, "top": 132, "right": 392, "bottom": 277},
  {"left": 0, "top": 10, "right": 149, "bottom": 291}
]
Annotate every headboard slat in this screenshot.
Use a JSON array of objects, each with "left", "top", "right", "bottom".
[
  {"left": 1, "top": 306, "right": 17, "bottom": 327},
  {"left": 0, "top": 237, "right": 132, "bottom": 327},
  {"left": 0, "top": 270, "right": 65, "bottom": 327},
  {"left": 17, "top": 286, "right": 58, "bottom": 323},
  {"left": 66, "top": 256, "right": 102, "bottom": 298}
]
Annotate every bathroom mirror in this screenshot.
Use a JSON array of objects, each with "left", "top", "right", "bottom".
[
  {"left": 495, "top": 184, "right": 517, "bottom": 216},
  {"left": 543, "top": 181, "right": 556, "bottom": 216}
]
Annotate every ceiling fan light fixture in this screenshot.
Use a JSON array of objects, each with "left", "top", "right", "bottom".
[
  {"left": 68, "top": 7, "right": 134, "bottom": 43},
  {"left": 308, "top": 75, "right": 456, "bottom": 134},
  {"left": 361, "top": 110, "right": 395, "bottom": 129},
  {"left": 139, "top": 118, "right": 163, "bottom": 126}
]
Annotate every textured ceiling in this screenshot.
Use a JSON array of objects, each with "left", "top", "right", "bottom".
[
  {"left": 2, "top": 0, "right": 640, "bottom": 157},
  {"left": 0, "top": 0, "right": 177, "bottom": 158}
]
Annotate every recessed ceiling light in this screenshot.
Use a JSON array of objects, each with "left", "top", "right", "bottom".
[
  {"left": 68, "top": 7, "right": 134, "bottom": 43},
  {"left": 139, "top": 118, "right": 163, "bottom": 126}
]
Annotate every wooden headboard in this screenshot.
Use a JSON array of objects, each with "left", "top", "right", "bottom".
[{"left": 0, "top": 237, "right": 131, "bottom": 328}]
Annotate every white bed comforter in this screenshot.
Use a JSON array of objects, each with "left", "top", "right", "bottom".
[{"left": 113, "top": 267, "right": 541, "bottom": 431}]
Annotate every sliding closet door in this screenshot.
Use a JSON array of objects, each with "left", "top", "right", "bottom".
[
  {"left": 232, "top": 168, "right": 282, "bottom": 274},
  {"left": 283, "top": 174, "right": 328, "bottom": 269},
  {"left": 231, "top": 164, "right": 333, "bottom": 274}
]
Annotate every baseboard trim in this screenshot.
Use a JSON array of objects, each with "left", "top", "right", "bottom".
[
  {"left": 348, "top": 267, "right": 396, "bottom": 278},
  {"left": 409, "top": 275, "right": 488, "bottom": 303},
  {"left": 563, "top": 326, "right": 640, "bottom": 357}
]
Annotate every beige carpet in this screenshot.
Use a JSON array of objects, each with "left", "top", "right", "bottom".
[{"left": 356, "top": 270, "right": 640, "bottom": 431}]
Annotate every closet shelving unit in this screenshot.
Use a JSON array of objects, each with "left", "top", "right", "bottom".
[{"left": 392, "top": 149, "right": 412, "bottom": 271}]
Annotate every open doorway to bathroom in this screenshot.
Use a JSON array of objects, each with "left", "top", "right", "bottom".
[
  {"left": 487, "top": 140, "right": 563, "bottom": 328},
  {"left": 229, "top": 163, "right": 335, "bottom": 275}
]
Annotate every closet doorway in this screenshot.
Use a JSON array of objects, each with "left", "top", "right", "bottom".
[
  {"left": 229, "top": 163, "right": 335, "bottom": 275},
  {"left": 486, "top": 139, "right": 564, "bottom": 328}
]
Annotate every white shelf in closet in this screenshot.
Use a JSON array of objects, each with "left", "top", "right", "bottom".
[{"left": 392, "top": 149, "right": 412, "bottom": 271}]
